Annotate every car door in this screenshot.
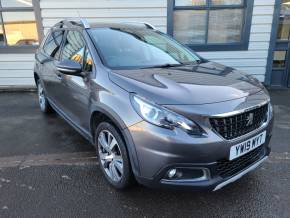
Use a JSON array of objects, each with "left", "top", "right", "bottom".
[
  {"left": 57, "top": 30, "right": 93, "bottom": 131},
  {"left": 37, "top": 30, "right": 66, "bottom": 104}
]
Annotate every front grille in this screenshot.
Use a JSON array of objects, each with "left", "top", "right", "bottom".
[
  {"left": 210, "top": 104, "right": 268, "bottom": 140},
  {"left": 216, "top": 146, "right": 265, "bottom": 178}
]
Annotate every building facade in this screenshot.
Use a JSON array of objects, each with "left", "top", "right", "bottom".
[{"left": 0, "top": 0, "right": 289, "bottom": 88}]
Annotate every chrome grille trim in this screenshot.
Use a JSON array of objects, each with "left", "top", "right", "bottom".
[
  {"left": 210, "top": 100, "right": 269, "bottom": 118},
  {"left": 209, "top": 103, "right": 269, "bottom": 140}
]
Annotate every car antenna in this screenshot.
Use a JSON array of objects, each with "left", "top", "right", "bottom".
[{"left": 76, "top": 10, "right": 90, "bottom": 29}]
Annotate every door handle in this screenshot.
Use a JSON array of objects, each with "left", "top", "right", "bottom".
[{"left": 56, "top": 73, "right": 63, "bottom": 80}]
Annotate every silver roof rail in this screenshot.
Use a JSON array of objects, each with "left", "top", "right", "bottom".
[
  {"left": 120, "top": 21, "right": 156, "bottom": 30},
  {"left": 143, "top": 22, "right": 156, "bottom": 30},
  {"left": 54, "top": 19, "right": 90, "bottom": 29},
  {"left": 80, "top": 18, "right": 90, "bottom": 29}
]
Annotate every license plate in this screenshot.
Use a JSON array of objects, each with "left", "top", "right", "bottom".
[{"left": 229, "top": 131, "right": 266, "bottom": 161}]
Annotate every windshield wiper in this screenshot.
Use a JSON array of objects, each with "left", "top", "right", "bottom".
[
  {"left": 184, "top": 59, "right": 202, "bottom": 65},
  {"left": 140, "top": 59, "right": 203, "bottom": 69},
  {"left": 140, "top": 63, "right": 184, "bottom": 69}
]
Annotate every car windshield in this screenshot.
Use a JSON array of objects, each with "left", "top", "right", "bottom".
[{"left": 88, "top": 27, "right": 201, "bottom": 69}]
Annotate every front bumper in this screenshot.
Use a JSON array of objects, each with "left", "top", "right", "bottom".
[
  {"left": 126, "top": 116, "right": 273, "bottom": 191},
  {"left": 213, "top": 155, "right": 268, "bottom": 191}
]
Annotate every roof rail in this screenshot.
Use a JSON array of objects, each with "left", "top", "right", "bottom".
[
  {"left": 120, "top": 21, "right": 156, "bottom": 30},
  {"left": 143, "top": 22, "right": 156, "bottom": 30},
  {"left": 53, "top": 19, "right": 90, "bottom": 29},
  {"left": 80, "top": 19, "right": 90, "bottom": 29}
]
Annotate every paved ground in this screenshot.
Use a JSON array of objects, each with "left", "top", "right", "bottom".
[{"left": 0, "top": 90, "right": 289, "bottom": 218}]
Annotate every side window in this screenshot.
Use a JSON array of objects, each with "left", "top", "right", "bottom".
[
  {"left": 83, "top": 48, "right": 93, "bottom": 72},
  {"left": 61, "top": 31, "right": 85, "bottom": 66},
  {"left": 43, "top": 30, "right": 64, "bottom": 58}
]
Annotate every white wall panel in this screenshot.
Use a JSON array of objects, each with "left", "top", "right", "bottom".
[
  {"left": 40, "top": 0, "right": 166, "bottom": 9},
  {"left": 0, "top": 54, "right": 35, "bottom": 87},
  {"left": 251, "top": 24, "right": 272, "bottom": 33},
  {"left": 0, "top": 78, "right": 35, "bottom": 86},
  {"left": 40, "top": 0, "right": 167, "bottom": 31}
]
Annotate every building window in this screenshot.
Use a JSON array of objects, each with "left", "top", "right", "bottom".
[
  {"left": 0, "top": 0, "right": 42, "bottom": 52},
  {"left": 167, "top": 0, "right": 254, "bottom": 51}
]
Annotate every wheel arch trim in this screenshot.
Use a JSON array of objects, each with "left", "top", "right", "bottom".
[{"left": 90, "top": 104, "right": 141, "bottom": 176}]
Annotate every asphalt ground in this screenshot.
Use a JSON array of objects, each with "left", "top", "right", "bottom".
[{"left": 0, "top": 90, "right": 289, "bottom": 218}]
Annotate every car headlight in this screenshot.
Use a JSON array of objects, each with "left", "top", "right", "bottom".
[
  {"left": 268, "top": 102, "right": 274, "bottom": 120},
  {"left": 130, "top": 94, "right": 205, "bottom": 136}
]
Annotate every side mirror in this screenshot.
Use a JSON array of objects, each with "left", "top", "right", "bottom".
[{"left": 56, "top": 60, "right": 82, "bottom": 76}]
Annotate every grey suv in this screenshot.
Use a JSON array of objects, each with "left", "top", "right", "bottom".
[{"left": 34, "top": 20, "right": 274, "bottom": 191}]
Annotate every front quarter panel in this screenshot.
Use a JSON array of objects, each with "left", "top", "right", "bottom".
[
  {"left": 89, "top": 70, "right": 142, "bottom": 129},
  {"left": 89, "top": 68, "right": 143, "bottom": 176}
]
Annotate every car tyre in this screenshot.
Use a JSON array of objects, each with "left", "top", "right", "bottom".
[
  {"left": 95, "top": 122, "right": 134, "bottom": 189},
  {"left": 36, "top": 80, "right": 54, "bottom": 113}
]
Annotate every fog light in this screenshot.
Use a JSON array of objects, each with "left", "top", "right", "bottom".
[
  {"left": 163, "top": 168, "right": 209, "bottom": 182},
  {"left": 168, "top": 169, "right": 177, "bottom": 178}
]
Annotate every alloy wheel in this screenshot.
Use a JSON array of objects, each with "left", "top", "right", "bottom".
[
  {"left": 97, "top": 130, "right": 124, "bottom": 182},
  {"left": 37, "top": 82, "right": 46, "bottom": 111}
]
